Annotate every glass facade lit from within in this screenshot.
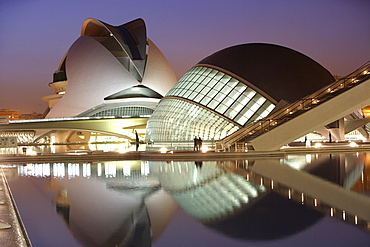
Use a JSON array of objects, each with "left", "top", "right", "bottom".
[
  {"left": 146, "top": 66, "right": 275, "bottom": 142},
  {"left": 146, "top": 99, "right": 240, "bottom": 142}
]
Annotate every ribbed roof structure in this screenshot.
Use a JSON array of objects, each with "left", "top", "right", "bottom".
[{"left": 198, "top": 43, "right": 335, "bottom": 103}]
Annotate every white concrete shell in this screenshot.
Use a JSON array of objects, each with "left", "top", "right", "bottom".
[
  {"left": 142, "top": 38, "right": 177, "bottom": 96},
  {"left": 47, "top": 36, "right": 137, "bottom": 118},
  {"left": 45, "top": 18, "right": 176, "bottom": 119}
]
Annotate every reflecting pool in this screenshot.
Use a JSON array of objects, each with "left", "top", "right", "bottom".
[{"left": 2, "top": 152, "right": 370, "bottom": 246}]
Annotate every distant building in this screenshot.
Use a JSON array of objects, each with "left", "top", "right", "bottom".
[
  {"left": 19, "top": 112, "right": 43, "bottom": 120},
  {"left": 0, "top": 109, "right": 19, "bottom": 120}
]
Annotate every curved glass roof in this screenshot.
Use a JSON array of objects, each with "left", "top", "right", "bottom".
[
  {"left": 146, "top": 66, "right": 275, "bottom": 142},
  {"left": 167, "top": 66, "right": 275, "bottom": 126}
]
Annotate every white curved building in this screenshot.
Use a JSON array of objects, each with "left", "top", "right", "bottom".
[{"left": 42, "top": 18, "right": 177, "bottom": 119}]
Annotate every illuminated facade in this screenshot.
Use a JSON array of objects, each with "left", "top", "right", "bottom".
[
  {"left": 146, "top": 43, "right": 335, "bottom": 143},
  {"left": 0, "top": 109, "right": 20, "bottom": 120},
  {"left": 41, "top": 18, "right": 176, "bottom": 119},
  {"left": 39, "top": 18, "right": 176, "bottom": 142}
]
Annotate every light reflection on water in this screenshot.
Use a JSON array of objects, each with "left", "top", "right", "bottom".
[
  {"left": 2, "top": 149, "right": 370, "bottom": 246},
  {"left": 0, "top": 143, "right": 146, "bottom": 155}
]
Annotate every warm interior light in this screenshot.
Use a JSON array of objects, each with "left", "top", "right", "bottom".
[
  {"left": 160, "top": 147, "right": 167, "bottom": 153},
  {"left": 314, "top": 143, "right": 322, "bottom": 148},
  {"left": 201, "top": 145, "right": 208, "bottom": 153},
  {"left": 362, "top": 105, "right": 370, "bottom": 117},
  {"left": 349, "top": 142, "right": 358, "bottom": 147}
]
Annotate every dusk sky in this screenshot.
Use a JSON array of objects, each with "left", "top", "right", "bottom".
[{"left": 0, "top": 0, "right": 369, "bottom": 114}]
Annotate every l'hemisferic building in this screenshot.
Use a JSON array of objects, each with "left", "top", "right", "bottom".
[{"left": 145, "top": 43, "right": 336, "bottom": 144}]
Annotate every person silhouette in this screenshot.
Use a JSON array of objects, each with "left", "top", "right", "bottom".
[
  {"left": 194, "top": 136, "right": 199, "bottom": 151},
  {"left": 198, "top": 137, "right": 202, "bottom": 151},
  {"left": 195, "top": 161, "right": 203, "bottom": 168}
]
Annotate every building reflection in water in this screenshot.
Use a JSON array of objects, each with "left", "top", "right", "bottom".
[
  {"left": 14, "top": 161, "right": 178, "bottom": 246},
  {"left": 149, "top": 160, "right": 322, "bottom": 240},
  {"left": 5, "top": 152, "right": 370, "bottom": 246},
  {"left": 219, "top": 153, "right": 369, "bottom": 232}
]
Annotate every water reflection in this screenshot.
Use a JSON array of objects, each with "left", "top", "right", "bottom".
[
  {"left": 3, "top": 152, "right": 370, "bottom": 246},
  {"left": 8, "top": 162, "right": 178, "bottom": 246}
]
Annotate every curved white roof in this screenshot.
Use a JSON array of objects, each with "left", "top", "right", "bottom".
[{"left": 46, "top": 18, "right": 177, "bottom": 118}]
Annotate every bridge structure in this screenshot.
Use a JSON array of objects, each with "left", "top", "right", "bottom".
[
  {"left": 0, "top": 117, "right": 148, "bottom": 143},
  {"left": 217, "top": 61, "right": 370, "bottom": 151}
]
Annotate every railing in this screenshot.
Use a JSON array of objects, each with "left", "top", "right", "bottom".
[{"left": 218, "top": 61, "right": 370, "bottom": 151}]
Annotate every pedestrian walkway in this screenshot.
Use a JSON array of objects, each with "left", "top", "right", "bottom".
[{"left": 0, "top": 168, "right": 31, "bottom": 246}]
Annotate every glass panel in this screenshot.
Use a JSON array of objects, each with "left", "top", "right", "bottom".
[
  {"left": 234, "top": 83, "right": 247, "bottom": 93},
  {"left": 207, "top": 100, "right": 219, "bottom": 109},
  {"left": 191, "top": 74, "right": 201, "bottom": 82},
  {"left": 220, "top": 85, "right": 233, "bottom": 95},
  {"left": 200, "top": 76, "right": 211, "bottom": 85},
  {"left": 207, "top": 78, "right": 218, "bottom": 88},
  {"left": 194, "top": 92, "right": 205, "bottom": 102},
  {"left": 207, "top": 89, "right": 218, "bottom": 99},
  {"left": 215, "top": 92, "right": 227, "bottom": 103},
  {"left": 215, "top": 103, "right": 228, "bottom": 114},
  {"left": 249, "top": 101, "right": 261, "bottom": 112},
  {"left": 200, "top": 96, "right": 212, "bottom": 105},
  {"left": 231, "top": 102, "right": 244, "bottom": 113},
  {"left": 227, "top": 79, "right": 238, "bottom": 89},
  {"left": 245, "top": 88, "right": 257, "bottom": 99},
  {"left": 183, "top": 90, "right": 192, "bottom": 98},
  {"left": 228, "top": 89, "right": 242, "bottom": 100},
  {"left": 258, "top": 97, "right": 266, "bottom": 105},
  {"left": 198, "top": 66, "right": 207, "bottom": 74},
  {"left": 238, "top": 94, "right": 252, "bottom": 106},
  {"left": 197, "top": 74, "right": 206, "bottom": 83},
  {"left": 221, "top": 96, "right": 234, "bottom": 107},
  {"left": 188, "top": 91, "right": 198, "bottom": 100},
  {"left": 203, "top": 68, "right": 212, "bottom": 76},
  {"left": 213, "top": 82, "right": 225, "bottom": 91},
  {"left": 207, "top": 69, "right": 218, "bottom": 78},
  {"left": 200, "top": 85, "right": 211, "bottom": 95},
  {"left": 189, "top": 82, "right": 199, "bottom": 90},
  {"left": 213, "top": 72, "right": 224, "bottom": 81},
  {"left": 224, "top": 108, "right": 238, "bottom": 119},
  {"left": 244, "top": 109, "right": 255, "bottom": 119},
  {"left": 219, "top": 75, "right": 231, "bottom": 84}
]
